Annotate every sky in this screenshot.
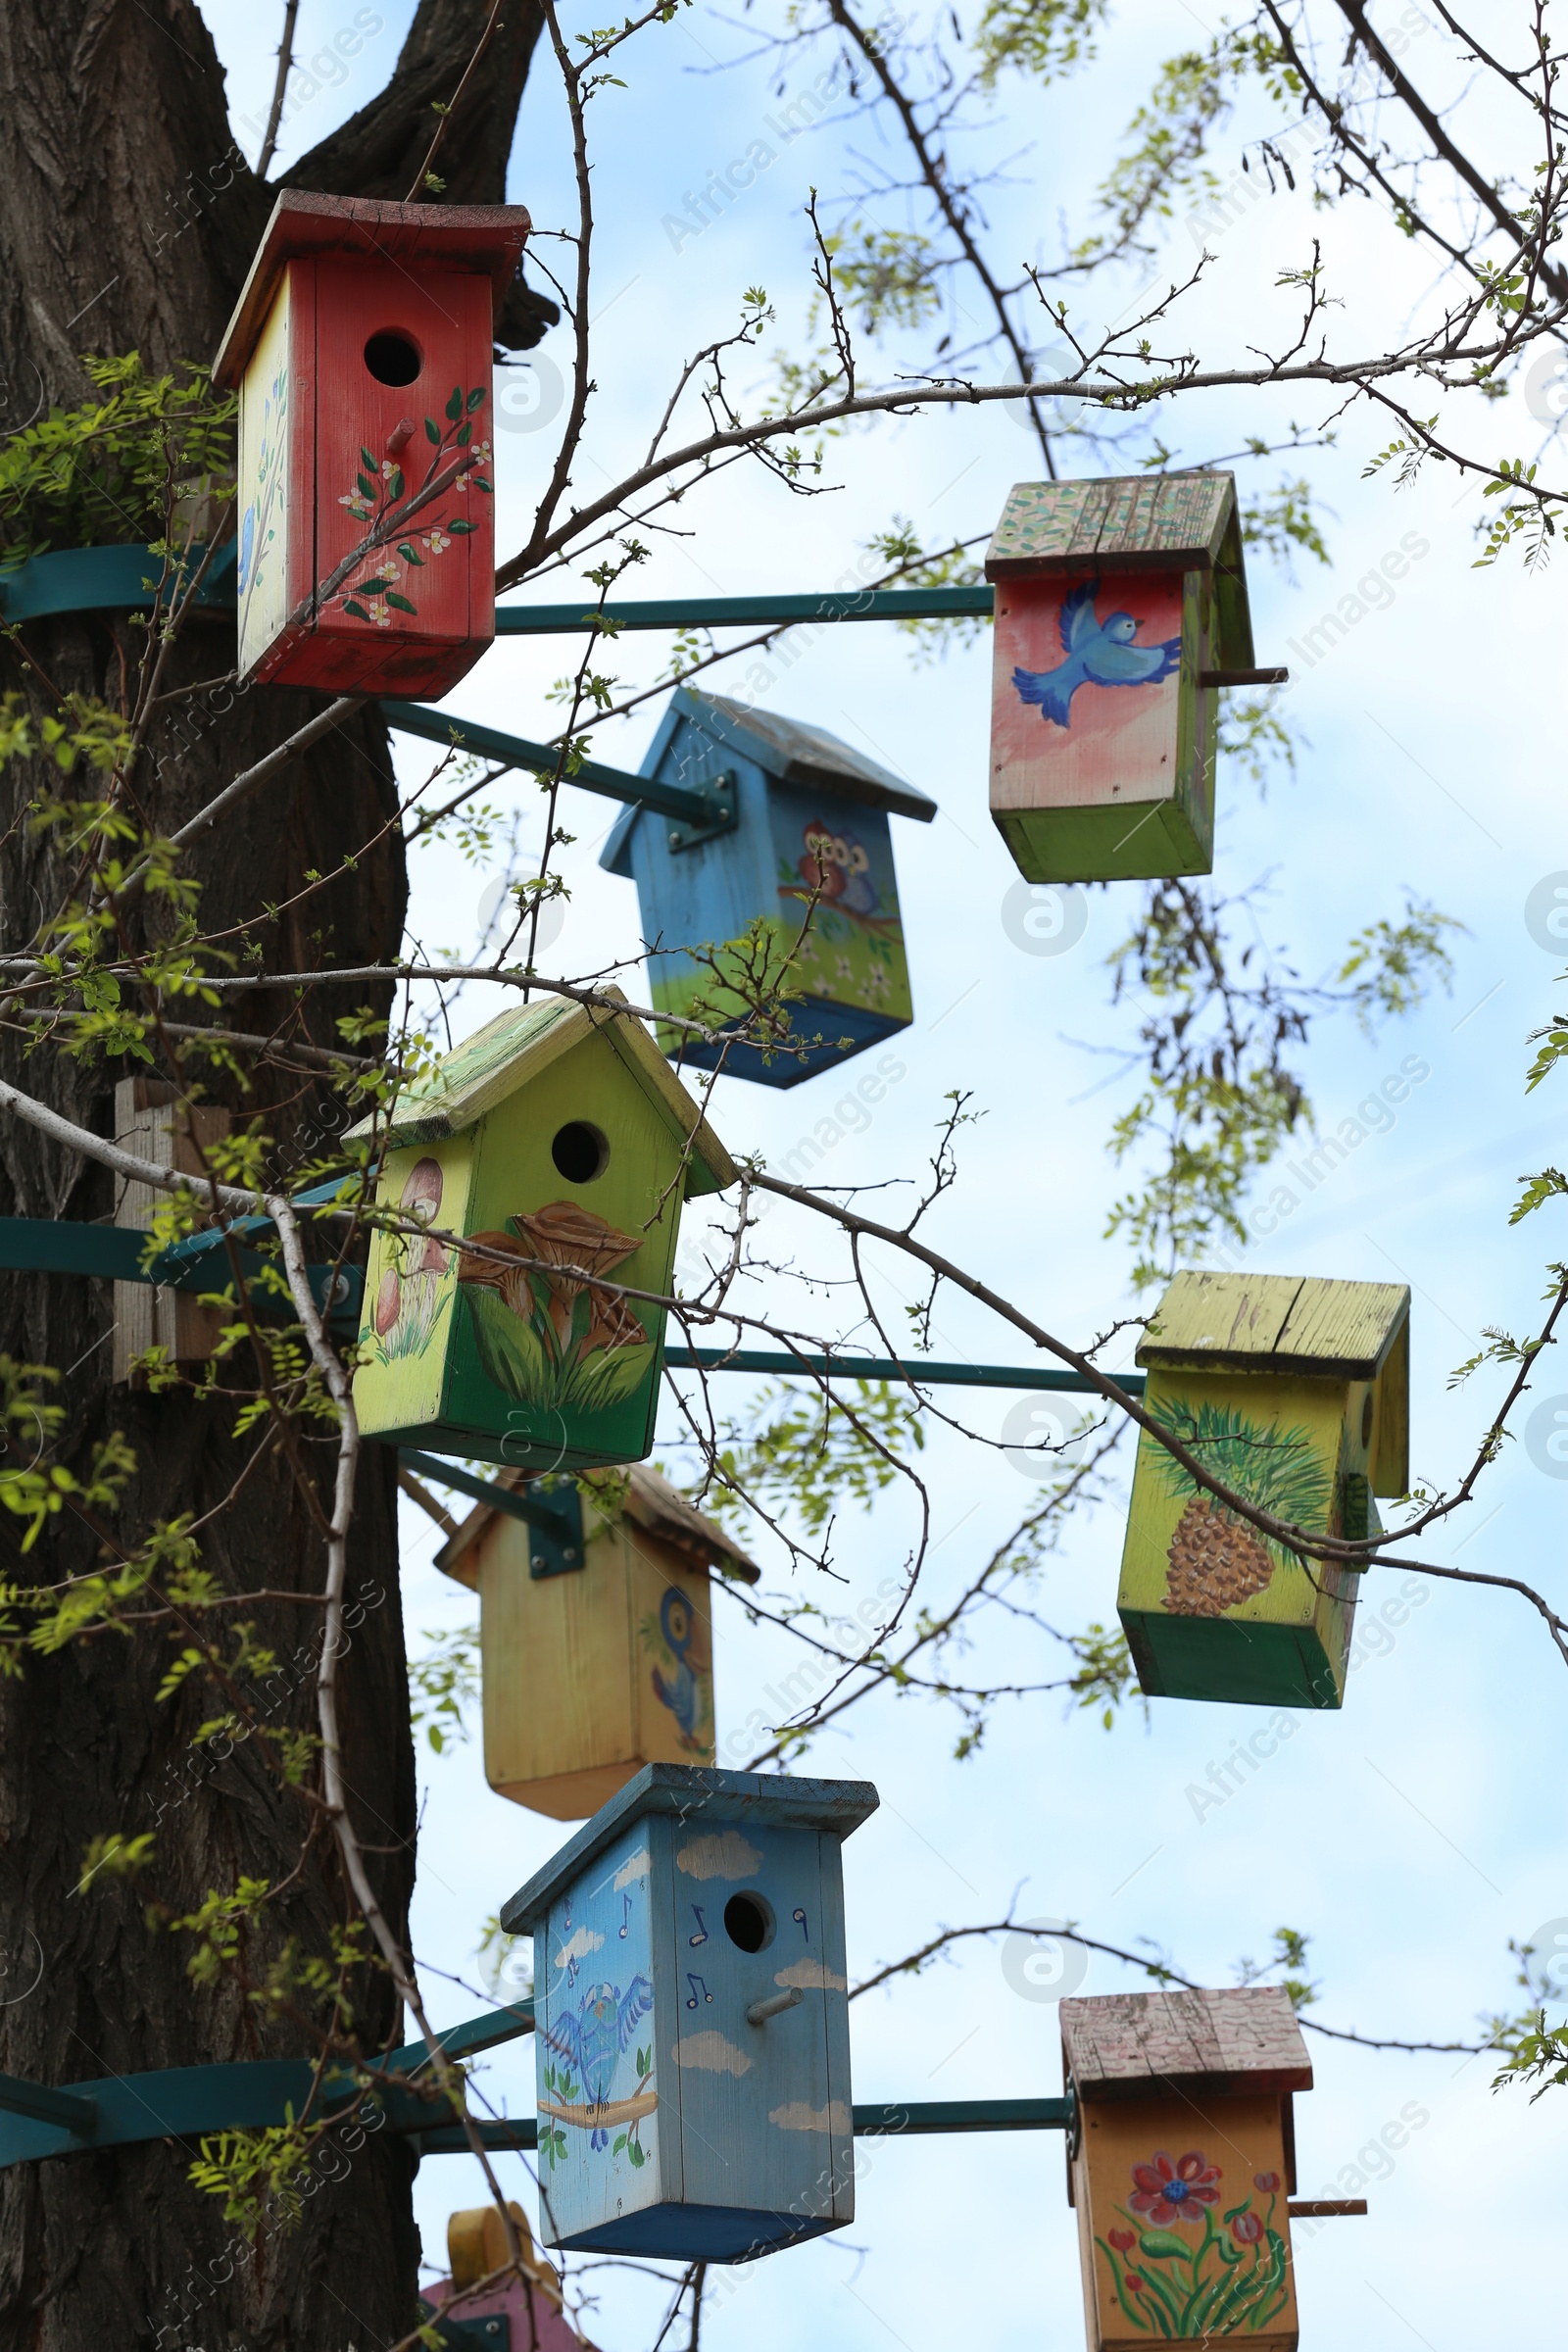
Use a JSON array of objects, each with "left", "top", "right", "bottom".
[{"left": 198, "top": 5, "right": 1568, "bottom": 2345}]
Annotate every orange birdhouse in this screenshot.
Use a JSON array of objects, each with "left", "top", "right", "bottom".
[
  {"left": 212, "top": 189, "right": 530, "bottom": 696},
  {"left": 1062, "top": 1987, "right": 1314, "bottom": 2351},
  {"left": 986, "top": 471, "right": 1276, "bottom": 885}
]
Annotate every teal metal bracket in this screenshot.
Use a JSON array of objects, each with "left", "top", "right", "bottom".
[
  {"left": 0, "top": 1999, "right": 534, "bottom": 2173},
  {"left": 381, "top": 702, "right": 738, "bottom": 840},
  {"left": 0, "top": 1992, "right": 1076, "bottom": 2175},
  {"left": 662, "top": 766, "right": 736, "bottom": 854},
  {"left": 663, "top": 1348, "right": 1146, "bottom": 1399},
  {"left": 494, "top": 586, "right": 995, "bottom": 635},
  {"left": 0, "top": 1215, "right": 362, "bottom": 1332},
  {"left": 0, "top": 542, "right": 237, "bottom": 624},
  {"left": 413, "top": 2093, "right": 1076, "bottom": 2157},
  {"left": 399, "top": 1451, "right": 584, "bottom": 1577},
  {"left": 420, "top": 2303, "right": 510, "bottom": 2349}
]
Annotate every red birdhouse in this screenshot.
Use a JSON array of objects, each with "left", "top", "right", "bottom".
[{"left": 212, "top": 190, "right": 531, "bottom": 697}]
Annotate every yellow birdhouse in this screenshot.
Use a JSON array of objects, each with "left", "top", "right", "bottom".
[
  {"left": 1117, "top": 1270, "right": 1409, "bottom": 1709},
  {"left": 349, "top": 991, "right": 734, "bottom": 1472},
  {"left": 1062, "top": 1986, "right": 1313, "bottom": 2351},
  {"left": 436, "top": 1462, "right": 760, "bottom": 1819}
]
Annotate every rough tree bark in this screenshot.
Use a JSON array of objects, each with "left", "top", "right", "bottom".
[{"left": 0, "top": 3, "right": 544, "bottom": 2344}]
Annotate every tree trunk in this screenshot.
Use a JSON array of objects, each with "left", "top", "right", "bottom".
[{"left": 0, "top": 4, "right": 542, "bottom": 2343}]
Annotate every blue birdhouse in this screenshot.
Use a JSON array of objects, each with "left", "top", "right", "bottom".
[
  {"left": 600, "top": 688, "right": 936, "bottom": 1087},
  {"left": 500, "top": 1762, "right": 879, "bottom": 2261}
]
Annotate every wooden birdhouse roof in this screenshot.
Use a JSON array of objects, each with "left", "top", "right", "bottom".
[
  {"left": 1060, "top": 1986, "right": 1312, "bottom": 2101},
  {"left": 213, "top": 189, "right": 532, "bottom": 388},
  {"left": 500, "top": 1762, "right": 881, "bottom": 1936},
  {"left": 434, "top": 1459, "right": 761, "bottom": 1589},
  {"left": 984, "top": 470, "right": 1254, "bottom": 667},
  {"left": 1137, "top": 1270, "right": 1408, "bottom": 1382},
  {"left": 344, "top": 989, "right": 735, "bottom": 1191}
]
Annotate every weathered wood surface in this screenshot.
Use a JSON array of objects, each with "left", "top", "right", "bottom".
[{"left": 985, "top": 472, "right": 1236, "bottom": 578}]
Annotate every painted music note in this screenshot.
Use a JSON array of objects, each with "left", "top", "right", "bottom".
[
  {"left": 688, "top": 1906, "right": 709, "bottom": 1948},
  {"left": 618, "top": 1892, "right": 632, "bottom": 1940},
  {"left": 792, "top": 1908, "right": 809, "bottom": 1939},
  {"left": 685, "top": 1973, "right": 713, "bottom": 2009}
]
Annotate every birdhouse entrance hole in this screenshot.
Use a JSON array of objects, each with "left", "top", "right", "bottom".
[
  {"left": 723, "top": 1891, "right": 774, "bottom": 1952},
  {"left": 550, "top": 1119, "right": 610, "bottom": 1183},
  {"left": 364, "top": 328, "right": 422, "bottom": 386}
]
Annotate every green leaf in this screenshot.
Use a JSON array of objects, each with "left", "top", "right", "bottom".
[
  {"left": 466, "top": 386, "right": 487, "bottom": 412},
  {"left": 386, "top": 466, "right": 404, "bottom": 500},
  {"left": 456, "top": 420, "right": 472, "bottom": 447},
  {"left": 343, "top": 599, "right": 371, "bottom": 620},
  {"left": 397, "top": 543, "right": 426, "bottom": 565},
  {"left": 385, "top": 592, "right": 417, "bottom": 614},
  {"left": 356, "top": 473, "right": 376, "bottom": 501},
  {"left": 446, "top": 387, "right": 464, "bottom": 421},
  {"left": 470, "top": 477, "right": 493, "bottom": 493},
  {"left": 612, "top": 2132, "right": 628, "bottom": 2154},
  {"left": 627, "top": 2138, "right": 646, "bottom": 2168},
  {"left": 446, "top": 518, "right": 477, "bottom": 533},
  {"left": 1137, "top": 2230, "right": 1191, "bottom": 2262},
  {"left": 424, "top": 416, "right": 441, "bottom": 445}
]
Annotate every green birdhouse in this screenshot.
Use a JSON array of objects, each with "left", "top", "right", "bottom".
[
  {"left": 987, "top": 470, "right": 1275, "bottom": 885},
  {"left": 350, "top": 991, "right": 734, "bottom": 1471},
  {"left": 1117, "top": 1271, "right": 1409, "bottom": 1710}
]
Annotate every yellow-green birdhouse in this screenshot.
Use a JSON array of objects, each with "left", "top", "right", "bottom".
[
  {"left": 1117, "top": 1271, "right": 1409, "bottom": 1709},
  {"left": 435, "top": 1461, "right": 760, "bottom": 1820},
  {"left": 350, "top": 992, "right": 733, "bottom": 1470}
]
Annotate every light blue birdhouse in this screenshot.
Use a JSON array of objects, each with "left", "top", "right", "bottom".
[
  {"left": 500, "top": 1762, "right": 879, "bottom": 2261},
  {"left": 599, "top": 688, "right": 935, "bottom": 1087}
]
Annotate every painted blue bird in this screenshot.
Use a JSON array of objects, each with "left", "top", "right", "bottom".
[
  {"left": 1011, "top": 579, "right": 1181, "bottom": 729},
  {"left": 542, "top": 1976, "right": 655, "bottom": 2147},
  {"left": 651, "top": 1586, "right": 701, "bottom": 1741}
]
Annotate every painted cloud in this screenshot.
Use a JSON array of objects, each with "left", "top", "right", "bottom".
[
  {"left": 674, "top": 1830, "right": 762, "bottom": 1882},
  {"left": 612, "top": 1845, "right": 651, "bottom": 1892},
  {"left": 671, "top": 2031, "right": 753, "bottom": 2077},
  {"left": 774, "top": 1956, "right": 848, "bottom": 1992},
  {"left": 553, "top": 1925, "right": 606, "bottom": 1974},
  {"left": 768, "top": 2100, "right": 852, "bottom": 2133}
]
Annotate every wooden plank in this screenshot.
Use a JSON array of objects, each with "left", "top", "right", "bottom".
[
  {"left": 112, "top": 1079, "right": 229, "bottom": 1386},
  {"left": 1273, "top": 1277, "right": 1408, "bottom": 1381},
  {"left": 1061, "top": 1987, "right": 1312, "bottom": 2099},
  {"left": 986, "top": 473, "right": 1235, "bottom": 579},
  {"left": 1372, "top": 1315, "right": 1409, "bottom": 1496},
  {"left": 1136, "top": 1272, "right": 1302, "bottom": 1369}
]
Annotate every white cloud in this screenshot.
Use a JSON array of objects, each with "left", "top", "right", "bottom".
[
  {"left": 675, "top": 1830, "right": 762, "bottom": 1882},
  {"left": 612, "top": 1846, "right": 652, "bottom": 1891},
  {"left": 769, "top": 2100, "right": 852, "bottom": 2133},
  {"left": 554, "top": 1926, "right": 606, "bottom": 1973},
  {"left": 774, "top": 1956, "right": 848, "bottom": 1992},
  {"left": 672, "top": 2031, "right": 753, "bottom": 2077}
]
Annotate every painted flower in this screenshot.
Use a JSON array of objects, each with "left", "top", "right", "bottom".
[
  {"left": 1124, "top": 2273, "right": 1147, "bottom": 2296},
  {"left": 454, "top": 440, "right": 491, "bottom": 488},
  {"left": 1107, "top": 2229, "right": 1136, "bottom": 2254},
  {"left": 1128, "top": 2150, "right": 1222, "bottom": 2228},
  {"left": 422, "top": 529, "right": 452, "bottom": 554},
  {"left": 365, "top": 598, "right": 393, "bottom": 628},
  {"left": 1231, "top": 2210, "right": 1264, "bottom": 2246},
  {"left": 1254, "top": 2172, "right": 1281, "bottom": 2193},
  {"left": 338, "top": 489, "right": 374, "bottom": 518}
]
